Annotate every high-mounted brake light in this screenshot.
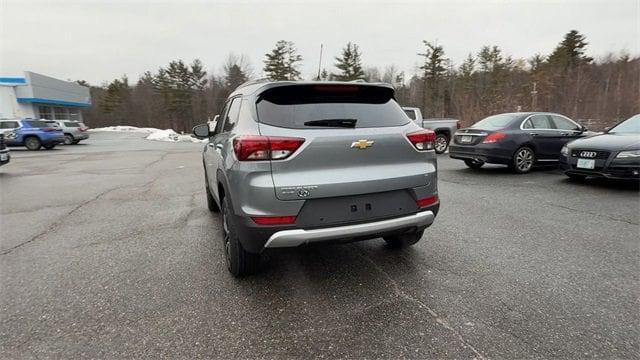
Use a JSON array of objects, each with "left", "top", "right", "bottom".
[
  {"left": 416, "top": 195, "right": 439, "bottom": 209},
  {"left": 251, "top": 216, "right": 297, "bottom": 225},
  {"left": 482, "top": 132, "right": 507, "bottom": 144},
  {"left": 406, "top": 130, "right": 436, "bottom": 151},
  {"left": 233, "top": 136, "right": 305, "bottom": 161}
]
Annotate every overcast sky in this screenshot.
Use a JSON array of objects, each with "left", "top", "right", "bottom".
[{"left": 1, "top": 0, "right": 638, "bottom": 85}]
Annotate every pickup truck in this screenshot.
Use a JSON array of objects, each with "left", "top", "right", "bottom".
[{"left": 402, "top": 107, "right": 461, "bottom": 154}]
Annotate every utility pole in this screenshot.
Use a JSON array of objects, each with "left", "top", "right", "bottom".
[
  {"left": 316, "top": 44, "right": 324, "bottom": 80},
  {"left": 530, "top": 81, "right": 538, "bottom": 110}
]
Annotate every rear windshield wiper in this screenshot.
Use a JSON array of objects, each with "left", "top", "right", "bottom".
[{"left": 303, "top": 119, "right": 357, "bottom": 128}]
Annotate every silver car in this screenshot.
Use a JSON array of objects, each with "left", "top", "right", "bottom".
[
  {"left": 45, "top": 120, "right": 90, "bottom": 145},
  {"left": 193, "top": 81, "right": 440, "bottom": 276}
]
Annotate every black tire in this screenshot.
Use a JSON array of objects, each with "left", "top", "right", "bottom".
[
  {"left": 204, "top": 170, "right": 220, "bottom": 212},
  {"left": 384, "top": 230, "right": 424, "bottom": 248},
  {"left": 63, "top": 134, "right": 74, "bottom": 145},
  {"left": 43, "top": 144, "right": 56, "bottom": 150},
  {"left": 464, "top": 159, "right": 484, "bottom": 169},
  {"left": 221, "top": 196, "right": 260, "bottom": 277},
  {"left": 434, "top": 134, "right": 449, "bottom": 154},
  {"left": 72, "top": 140, "right": 81, "bottom": 144},
  {"left": 566, "top": 173, "right": 587, "bottom": 181},
  {"left": 511, "top": 146, "right": 535, "bottom": 174},
  {"left": 24, "top": 136, "right": 42, "bottom": 151}
]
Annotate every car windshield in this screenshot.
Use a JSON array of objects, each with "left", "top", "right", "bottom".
[
  {"left": 609, "top": 114, "right": 640, "bottom": 134},
  {"left": 471, "top": 114, "right": 520, "bottom": 130}
]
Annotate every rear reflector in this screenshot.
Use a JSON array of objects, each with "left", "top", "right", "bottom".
[
  {"left": 416, "top": 195, "right": 439, "bottom": 208},
  {"left": 406, "top": 130, "right": 436, "bottom": 151},
  {"left": 482, "top": 132, "right": 507, "bottom": 144},
  {"left": 233, "top": 136, "right": 305, "bottom": 161},
  {"left": 251, "top": 216, "right": 297, "bottom": 225}
]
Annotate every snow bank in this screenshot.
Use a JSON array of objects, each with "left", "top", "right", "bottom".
[{"left": 90, "top": 126, "right": 206, "bottom": 143}]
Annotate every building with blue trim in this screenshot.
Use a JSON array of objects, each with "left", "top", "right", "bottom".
[{"left": 0, "top": 71, "right": 91, "bottom": 121}]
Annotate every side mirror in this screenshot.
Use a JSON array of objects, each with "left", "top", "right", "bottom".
[
  {"left": 603, "top": 126, "right": 611, "bottom": 133},
  {"left": 580, "top": 125, "right": 588, "bottom": 132},
  {"left": 192, "top": 124, "right": 210, "bottom": 139}
]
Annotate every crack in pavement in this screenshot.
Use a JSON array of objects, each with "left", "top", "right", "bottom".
[
  {"left": 354, "top": 248, "right": 488, "bottom": 360},
  {"left": 0, "top": 178, "right": 158, "bottom": 256},
  {"left": 544, "top": 202, "right": 639, "bottom": 226}
]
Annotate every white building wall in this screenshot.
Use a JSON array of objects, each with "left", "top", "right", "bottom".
[{"left": 0, "top": 86, "right": 37, "bottom": 119}]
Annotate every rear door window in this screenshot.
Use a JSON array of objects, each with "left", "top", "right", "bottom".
[
  {"left": 404, "top": 109, "right": 416, "bottom": 120},
  {"left": 222, "top": 98, "right": 242, "bottom": 132},
  {"left": 256, "top": 85, "right": 408, "bottom": 129},
  {"left": 525, "top": 115, "right": 552, "bottom": 129}
]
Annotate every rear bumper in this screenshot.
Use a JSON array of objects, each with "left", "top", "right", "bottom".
[
  {"left": 449, "top": 144, "right": 513, "bottom": 164},
  {"left": 73, "top": 133, "right": 90, "bottom": 140},
  {"left": 264, "top": 210, "right": 435, "bottom": 249}
]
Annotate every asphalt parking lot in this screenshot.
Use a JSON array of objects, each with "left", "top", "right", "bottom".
[{"left": 1, "top": 131, "right": 638, "bottom": 359}]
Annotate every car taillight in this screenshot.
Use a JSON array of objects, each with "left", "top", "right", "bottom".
[
  {"left": 233, "top": 136, "right": 305, "bottom": 161},
  {"left": 251, "top": 215, "right": 297, "bottom": 225},
  {"left": 416, "top": 195, "right": 439, "bottom": 208},
  {"left": 482, "top": 132, "right": 507, "bottom": 144},
  {"left": 406, "top": 130, "right": 436, "bottom": 151},
  {"left": 456, "top": 122, "right": 462, "bottom": 129}
]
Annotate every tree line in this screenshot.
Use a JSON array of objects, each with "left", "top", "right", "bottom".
[{"left": 82, "top": 30, "right": 639, "bottom": 132}]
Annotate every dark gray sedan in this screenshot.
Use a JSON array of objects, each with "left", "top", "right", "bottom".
[
  {"left": 449, "top": 112, "right": 589, "bottom": 173},
  {"left": 560, "top": 114, "right": 640, "bottom": 180}
]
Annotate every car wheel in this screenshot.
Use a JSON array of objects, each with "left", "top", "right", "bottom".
[
  {"left": 384, "top": 230, "right": 424, "bottom": 248},
  {"left": 566, "top": 173, "right": 587, "bottom": 181},
  {"left": 72, "top": 140, "right": 81, "bottom": 144},
  {"left": 24, "top": 137, "right": 42, "bottom": 151},
  {"left": 43, "top": 144, "right": 56, "bottom": 150},
  {"left": 464, "top": 159, "right": 484, "bottom": 169},
  {"left": 221, "top": 196, "right": 260, "bottom": 277},
  {"left": 434, "top": 134, "right": 449, "bottom": 154},
  {"left": 511, "top": 146, "right": 535, "bottom": 174},
  {"left": 63, "top": 134, "right": 74, "bottom": 145}
]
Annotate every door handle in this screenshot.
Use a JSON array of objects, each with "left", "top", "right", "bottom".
[
  {"left": 529, "top": 132, "right": 539, "bottom": 136},
  {"left": 215, "top": 144, "right": 223, "bottom": 150},
  {"left": 207, "top": 143, "right": 215, "bottom": 148},
  {"left": 561, "top": 133, "right": 570, "bottom": 136}
]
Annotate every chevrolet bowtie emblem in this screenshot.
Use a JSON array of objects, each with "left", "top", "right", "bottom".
[{"left": 351, "top": 139, "right": 374, "bottom": 149}]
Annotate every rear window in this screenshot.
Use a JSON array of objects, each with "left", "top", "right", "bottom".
[
  {"left": 64, "top": 122, "right": 81, "bottom": 127},
  {"left": 471, "top": 114, "right": 521, "bottom": 130},
  {"left": 256, "top": 85, "right": 409, "bottom": 129},
  {"left": 24, "top": 120, "right": 53, "bottom": 128}
]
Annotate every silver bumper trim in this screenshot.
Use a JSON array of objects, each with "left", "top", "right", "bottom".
[{"left": 264, "top": 210, "right": 435, "bottom": 249}]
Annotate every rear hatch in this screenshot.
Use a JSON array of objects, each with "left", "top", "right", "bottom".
[
  {"left": 255, "top": 84, "right": 434, "bottom": 202},
  {"left": 454, "top": 113, "right": 522, "bottom": 146}
]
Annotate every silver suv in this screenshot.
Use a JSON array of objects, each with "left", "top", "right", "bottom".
[
  {"left": 193, "top": 81, "right": 440, "bottom": 276},
  {"left": 45, "top": 120, "right": 90, "bottom": 145}
]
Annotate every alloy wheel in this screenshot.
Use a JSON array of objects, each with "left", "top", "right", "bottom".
[
  {"left": 435, "top": 135, "right": 448, "bottom": 153},
  {"left": 515, "top": 148, "right": 534, "bottom": 172},
  {"left": 64, "top": 135, "right": 73, "bottom": 145}
]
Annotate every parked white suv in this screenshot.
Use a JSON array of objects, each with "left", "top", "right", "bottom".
[{"left": 45, "top": 120, "right": 90, "bottom": 145}]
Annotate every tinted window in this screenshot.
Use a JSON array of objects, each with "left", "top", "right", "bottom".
[
  {"left": 257, "top": 85, "right": 408, "bottom": 129},
  {"left": 550, "top": 115, "right": 580, "bottom": 131},
  {"left": 609, "top": 114, "right": 640, "bottom": 134},
  {"left": 471, "top": 114, "right": 520, "bottom": 130},
  {"left": 404, "top": 109, "right": 416, "bottom": 120},
  {"left": 24, "top": 120, "right": 52, "bottom": 128},
  {"left": 0, "top": 121, "right": 19, "bottom": 129},
  {"left": 222, "top": 98, "right": 242, "bottom": 132},
  {"left": 64, "top": 122, "right": 81, "bottom": 127},
  {"left": 527, "top": 115, "right": 552, "bottom": 129}
]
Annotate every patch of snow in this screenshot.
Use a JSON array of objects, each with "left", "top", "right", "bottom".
[{"left": 90, "top": 125, "right": 206, "bottom": 143}]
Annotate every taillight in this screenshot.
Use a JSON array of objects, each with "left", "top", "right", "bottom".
[
  {"left": 233, "top": 136, "right": 305, "bottom": 161},
  {"left": 416, "top": 195, "right": 439, "bottom": 209},
  {"left": 251, "top": 216, "right": 297, "bottom": 225},
  {"left": 482, "top": 132, "right": 507, "bottom": 144},
  {"left": 406, "top": 130, "right": 436, "bottom": 151},
  {"left": 456, "top": 122, "right": 462, "bottom": 129}
]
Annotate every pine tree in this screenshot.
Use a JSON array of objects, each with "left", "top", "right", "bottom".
[
  {"left": 333, "top": 42, "right": 365, "bottom": 81},
  {"left": 263, "top": 40, "right": 302, "bottom": 81},
  {"left": 418, "top": 41, "right": 448, "bottom": 116},
  {"left": 547, "top": 30, "right": 593, "bottom": 69}
]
